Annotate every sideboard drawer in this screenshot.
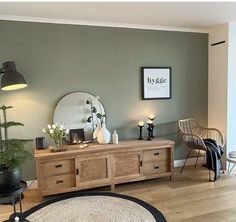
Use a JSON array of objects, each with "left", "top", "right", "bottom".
[
  {"left": 143, "top": 161, "right": 170, "bottom": 175},
  {"left": 143, "top": 148, "right": 170, "bottom": 163},
  {"left": 41, "top": 159, "right": 75, "bottom": 177},
  {"left": 42, "top": 173, "right": 76, "bottom": 191}
]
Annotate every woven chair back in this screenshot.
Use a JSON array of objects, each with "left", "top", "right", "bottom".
[{"left": 178, "top": 119, "right": 207, "bottom": 138}]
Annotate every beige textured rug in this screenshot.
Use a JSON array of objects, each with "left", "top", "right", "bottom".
[{"left": 23, "top": 192, "right": 167, "bottom": 222}]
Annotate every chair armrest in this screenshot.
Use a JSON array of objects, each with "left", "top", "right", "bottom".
[
  {"left": 181, "top": 132, "right": 206, "bottom": 150},
  {"left": 203, "top": 127, "right": 225, "bottom": 147}
]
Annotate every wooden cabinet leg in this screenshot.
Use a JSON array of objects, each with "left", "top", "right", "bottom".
[{"left": 111, "top": 184, "right": 115, "bottom": 191}]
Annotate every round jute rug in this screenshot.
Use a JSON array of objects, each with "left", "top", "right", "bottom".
[{"left": 23, "top": 192, "right": 167, "bottom": 222}]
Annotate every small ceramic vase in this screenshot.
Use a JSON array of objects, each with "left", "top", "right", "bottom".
[
  {"left": 97, "top": 123, "right": 111, "bottom": 144},
  {"left": 93, "top": 124, "right": 101, "bottom": 139}
]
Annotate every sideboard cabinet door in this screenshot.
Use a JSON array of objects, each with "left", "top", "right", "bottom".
[
  {"left": 75, "top": 154, "right": 111, "bottom": 188},
  {"left": 112, "top": 151, "right": 142, "bottom": 183}
]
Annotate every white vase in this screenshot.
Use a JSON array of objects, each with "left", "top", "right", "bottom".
[
  {"left": 112, "top": 130, "right": 119, "bottom": 144},
  {"left": 97, "top": 123, "right": 111, "bottom": 144},
  {"left": 93, "top": 124, "right": 101, "bottom": 139}
]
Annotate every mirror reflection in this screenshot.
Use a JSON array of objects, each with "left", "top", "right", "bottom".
[{"left": 53, "top": 92, "right": 105, "bottom": 142}]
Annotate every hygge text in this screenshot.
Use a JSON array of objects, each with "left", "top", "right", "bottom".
[{"left": 147, "top": 77, "right": 167, "bottom": 84}]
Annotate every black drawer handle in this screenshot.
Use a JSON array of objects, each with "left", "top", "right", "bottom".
[
  {"left": 56, "top": 180, "right": 64, "bottom": 184},
  {"left": 154, "top": 152, "right": 159, "bottom": 156},
  {"left": 55, "top": 164, "right": 63, "bottom": 168},
  {"left": 154, "top": 166, "right": 159, "bottom": 169}
]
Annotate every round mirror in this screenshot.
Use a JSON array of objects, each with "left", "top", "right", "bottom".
[{"left": 53, "top": 92, "right": 105, "bottom": 141}]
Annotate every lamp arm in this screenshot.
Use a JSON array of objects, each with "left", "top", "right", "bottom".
[
  {"left": 0, "top": 68, "right": 5, "bottom": 74},
  {"left": 0, "top": 69, "right": 2, "bottom": 151},
  {"left": 0, "top": 115, "right": 2, "bottom": 153}
]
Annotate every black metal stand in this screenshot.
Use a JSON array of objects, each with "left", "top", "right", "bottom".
[
  {"left": 0, "top": 181, "right": 27, "bottom": 216},
  {"left": 138, "top": 126, "right": 143, "bottom": 140},
  {"left": 4, "top": 212, "right": 30, "bottom": 222},
  {"left": 147, "top": 124, "right": 152, "bottom": 141},
  {"left": 0, "top": 194, "right": 24, "bottom": 205},
  {"left": 151, "top": 124, "right": 154, "bottom": 138}
]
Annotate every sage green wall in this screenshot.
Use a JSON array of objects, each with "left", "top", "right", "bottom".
[{"left": 0, "top": 20, "right": 208, "bottom": 180}]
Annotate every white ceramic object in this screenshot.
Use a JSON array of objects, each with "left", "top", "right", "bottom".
[
  {"left": 97, "top": 123, "right": 111, "bottom": 144},
  {"left": 112, "top": 130, "right": 119, "bottom": 144},
  {"left": 93, "top": 124, "right": 101, "bottom": 139}
]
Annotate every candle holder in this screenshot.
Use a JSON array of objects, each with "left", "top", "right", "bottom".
[
  {"left": 138, "top": 125, "right": 144, "bottom": 140},
  {"left": 151, "top": 124, "right": 154, "bottom": 138},
  {"left": 148, "top": 114, "right": 155, "bottom": 139},
  {"left": 147, "top": 123, "right": 152, "bottom": 141}
]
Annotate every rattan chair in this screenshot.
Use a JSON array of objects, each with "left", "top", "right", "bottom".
[{"left": 178, "top": 118, "right": 224, "bottom": 175}]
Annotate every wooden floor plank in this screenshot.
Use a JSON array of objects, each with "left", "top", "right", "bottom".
[{"left": 1, "top": 166, "right": 236, "bottom": 221}]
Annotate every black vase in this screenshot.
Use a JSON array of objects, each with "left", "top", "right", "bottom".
[{"left": 0, "top": 166, "right": 22, "bottom": 192}]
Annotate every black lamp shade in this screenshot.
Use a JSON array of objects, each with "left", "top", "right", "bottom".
[{"left": 1, "top": 61, "right": 27, "bottom": 91}]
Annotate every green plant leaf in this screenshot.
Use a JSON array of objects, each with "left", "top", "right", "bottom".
[
  {"left": 97, "top": 113, "right": 102, "bottom": 119},
  {"left": 0, "top": 105, "right": 13, "bottom": 110},
  {"left": 0, "top": 121, "right": 24, "bottom": 128},
  {"left": 0, "top": 105, "right": 32, "bottom": 169},
  {"left": 87, "top": 116, "right": 92, "bottom": 123},
  {"left": 0, "top": 139, "right": 32, "bottom": 168}
]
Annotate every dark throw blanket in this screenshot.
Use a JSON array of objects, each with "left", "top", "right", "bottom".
[{"left": 203, "top": 138, "right": 224, "bottom": 181}]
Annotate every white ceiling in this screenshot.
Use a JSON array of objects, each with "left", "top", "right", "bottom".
[{"left": 0, "top": 2, "right": 236, "bottom": 32}]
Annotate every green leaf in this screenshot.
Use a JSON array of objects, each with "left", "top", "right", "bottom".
[
  {"left": 97, "top": 113, "right": 102, "bottom": 119},
  {"left": 0, "top": 105, "right": 32, "bottom": 169},
  {"left": 87, "top": 116, "right": 92, "bottom": 123},
  {"left": 0, "top": 139, "right": 32, "bottom": 168},
  {"left": 0, "top": 121, "right": 24, "bottom": 128},
  {"left": 0, "top": 105, "right": 13, "bottom": 110}
]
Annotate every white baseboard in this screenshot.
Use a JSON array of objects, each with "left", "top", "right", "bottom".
[
  {"left": 174, "top": 157, "right": 205, "bottom": 168},
  {"left": 26, "top": 157, "right": 204, "bottom": 189}
]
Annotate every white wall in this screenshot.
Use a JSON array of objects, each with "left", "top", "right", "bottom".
[
  {"left": 209, "top": 22, "right": 236, "bottom": 165},
  {"left": 208, "top": 23, "right": 228, "bottom": 164},
  {"left": 227, "top": 22, "right": 236, "bottom": 154}
]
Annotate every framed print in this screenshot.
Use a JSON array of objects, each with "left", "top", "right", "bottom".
[{"left": 141, "top": 67, "right": 171, "bottom": 100}]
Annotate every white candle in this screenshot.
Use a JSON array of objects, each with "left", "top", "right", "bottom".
[
  {"left": 147, "top": 119, "right": 153, "bottom": 124},
  {"left": 138, "top": 121, "right": 144, "bottom": 127},
  {"left": 148, "top": 114, "right": 155, "bottom": 120}
]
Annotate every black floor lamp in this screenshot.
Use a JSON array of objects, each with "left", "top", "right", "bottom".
[{"left": 0, "top": 61, "right": 28, "bottom": 205}]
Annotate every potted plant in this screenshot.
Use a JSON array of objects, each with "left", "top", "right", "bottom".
[
  {"left": 0, "top": 105, "right": 32, "bottom": 192},
  {"left": 42, "top": 123, "right": 69, "bottom": 152}
]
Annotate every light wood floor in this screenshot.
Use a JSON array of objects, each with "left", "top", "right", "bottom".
[{"left": 1, "top": 166, "right": 236, "bottom": 222}]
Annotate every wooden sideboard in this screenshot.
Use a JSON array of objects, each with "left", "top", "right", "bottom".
[{"left": 35, "top": 138, "right": 174, "bottom": 197}]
